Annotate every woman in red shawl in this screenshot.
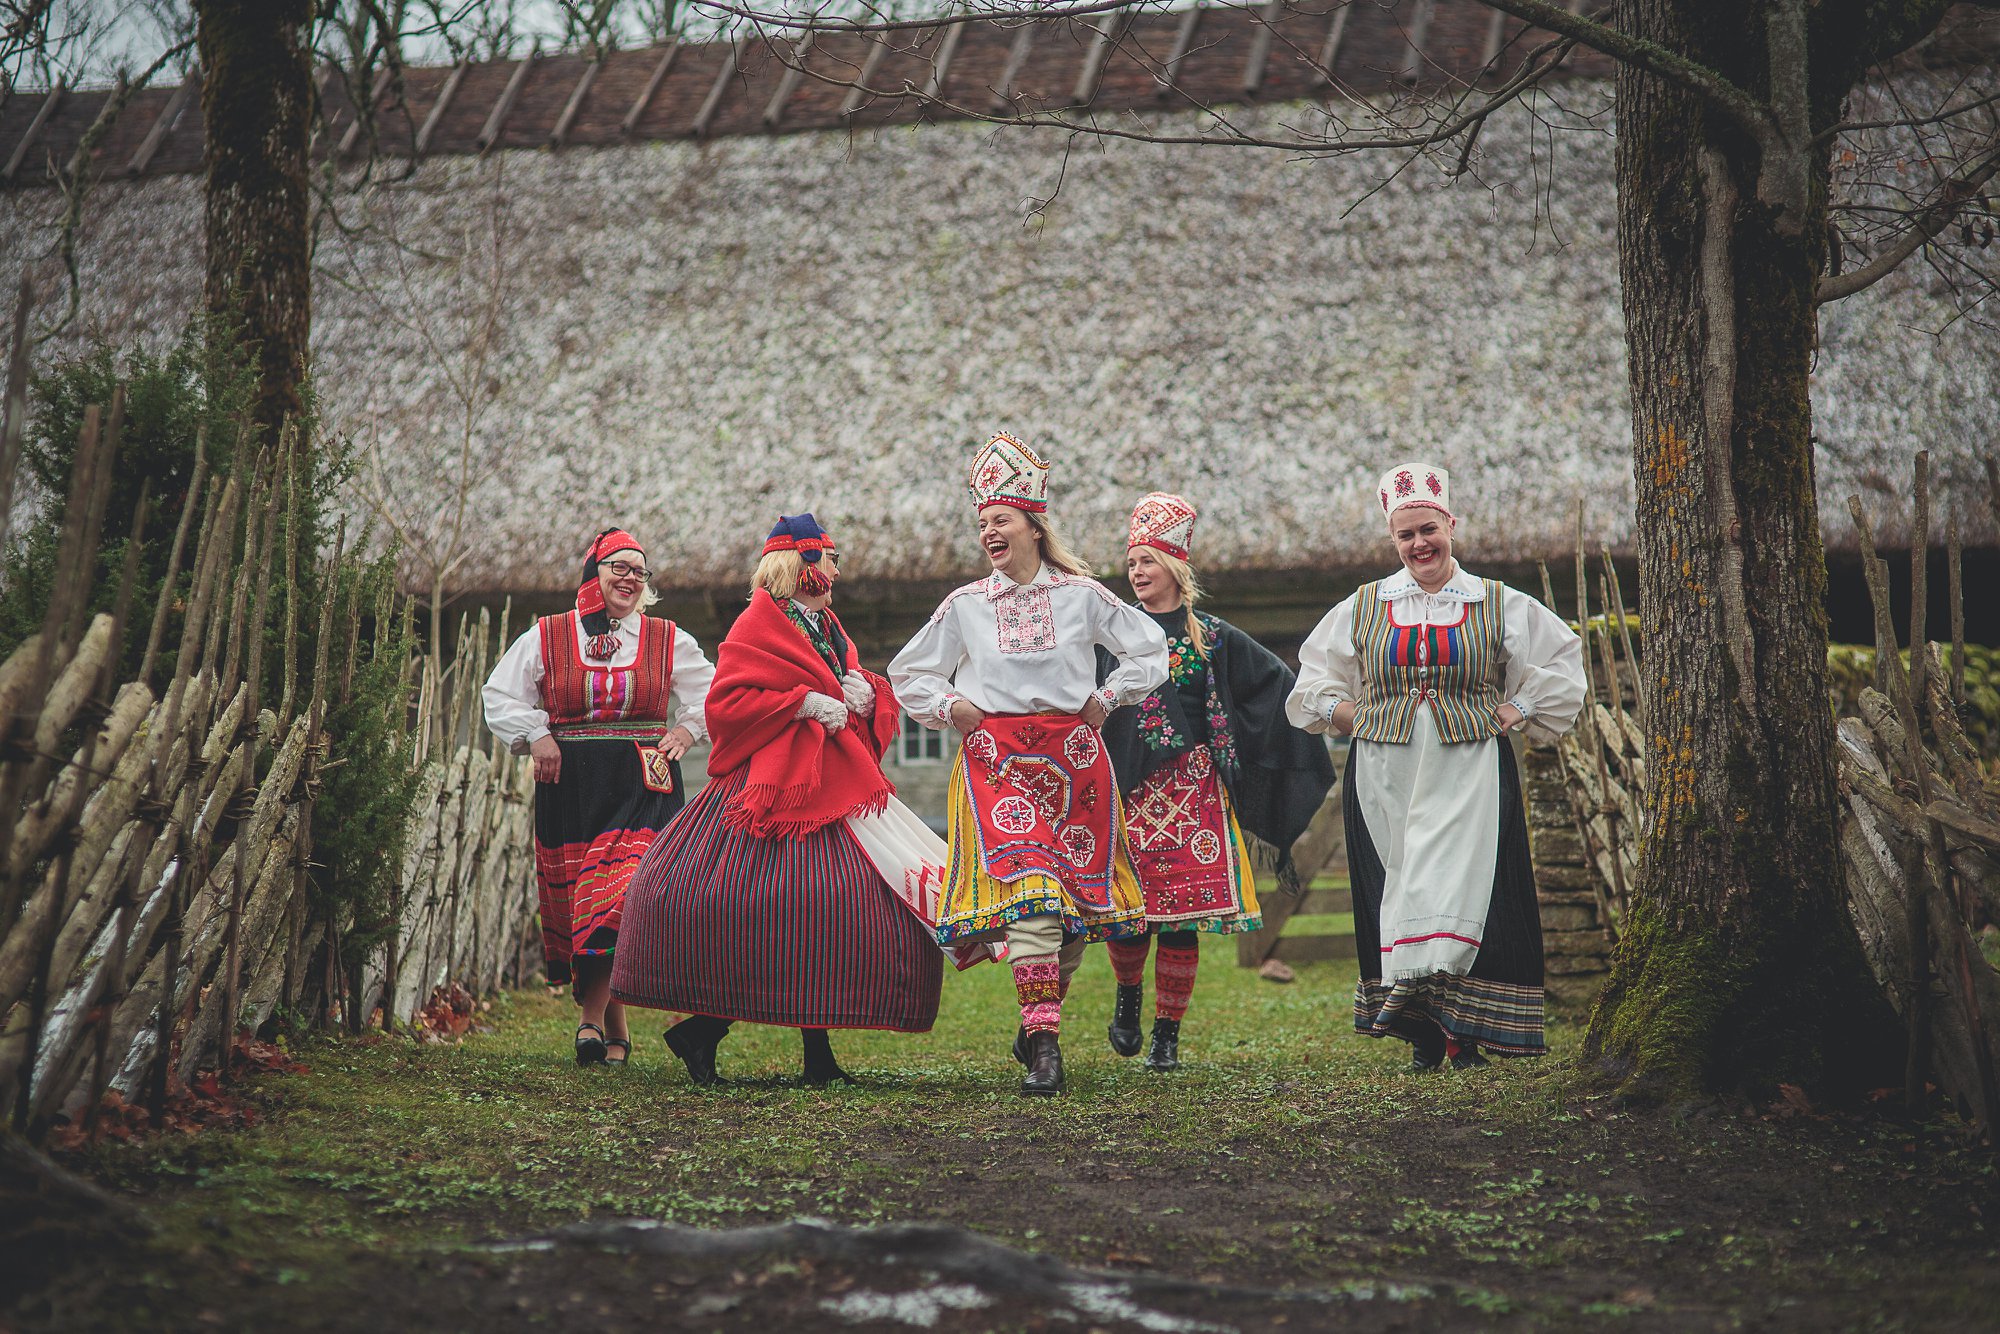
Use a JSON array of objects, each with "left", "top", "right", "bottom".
[{"left": 612, "top": 514, "right": 958, "bottom": 1086}]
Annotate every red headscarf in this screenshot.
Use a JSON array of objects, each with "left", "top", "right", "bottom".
[{"left": 577, "top": 528, "right": 643, "bottom": 660}]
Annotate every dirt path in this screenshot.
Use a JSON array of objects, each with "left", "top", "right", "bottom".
[{"left": 12, "top": 947, "right": 1998, "bottom": 1331}]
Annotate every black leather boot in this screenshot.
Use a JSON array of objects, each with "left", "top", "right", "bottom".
[
  {"left": 1389, "top": 1013, "right": 1446, "bottom": 1072},
  {"left": 800, "top": 1028, "right": 856, "bottom": 1087},
  {"left": 1012, "top": 1024, "right": 1029, "bottom": 1066},
  {"left": 664, "top": 1015, "right": 730, "bottom": 1086},
  {"left": 1449, "top": 1042, "right": 1491, "bottom": 1070},
  {"left": 1019, "top": 1031, "right": 1064, "bottom": 1096},
  {"left": 1108, "top": 983, "right": 1144, "bottom": 1057},
  {"left": 1144, "top": 1017, "right": 1181, "bottom": 1071}
]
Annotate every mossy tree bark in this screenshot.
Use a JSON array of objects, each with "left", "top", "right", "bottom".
[
  {"left": 194, "top": 0, "right": 314, "bottom": 452},
  {"left": 1581, "top": 0, "right": 1958, "bottom": 1099}
]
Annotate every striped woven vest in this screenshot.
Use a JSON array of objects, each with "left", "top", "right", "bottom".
[
  {"left": 1347, "top": 579, "right": 1506, "bottom": 745},
  {"left": 537, "top": 611, "right": 675, "bottom": 728}
]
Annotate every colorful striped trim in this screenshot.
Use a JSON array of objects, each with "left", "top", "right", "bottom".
[
  {"left": 1348, "top": 578, "right": 1506, "bottom": 745},
  {"left": 1352, "top": 975, "right": 1546, "bottom": 1055},
  {"left": 550, "top": 722, "right": 670, "bottom": 741}
]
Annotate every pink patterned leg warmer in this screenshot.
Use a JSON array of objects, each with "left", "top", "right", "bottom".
[
  {"left": 1013, "top": 956, "right": 1064, "bottom": 1034},
  {"left": 1106, "top": 937, "right": 1150, "bottom": 988},
  {"left": 1154, "top": 943, "right": 1200, "bottom": 1021}
]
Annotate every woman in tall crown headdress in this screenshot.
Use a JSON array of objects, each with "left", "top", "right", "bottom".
[
  {"left": 1286, "top": 465, "right": 1586, "bottom": 1068},
  {"left": 483, "top": 529, "right": 714, "bottom": 1067},
  {"left": 1099, "top": 493, "right": 1337, "bottom": 1071},
  {"left": 613, "top": 514, "right": 987, "bottom": 1087},
  {"left": 890, "top": 434, "right": 1168, "bottom": 1097}
]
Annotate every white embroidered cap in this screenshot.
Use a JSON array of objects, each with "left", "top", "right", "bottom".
[
  {"left": 1377, "top": 462, "right": 1453, "bottom": 524},
  {"left": 968, "top": 432, "right": 1050, "bottom": 512}
]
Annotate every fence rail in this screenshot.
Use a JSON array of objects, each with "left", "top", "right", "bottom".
[{"left": 0, "top": 281, "right": 537, "bottom": 1143}]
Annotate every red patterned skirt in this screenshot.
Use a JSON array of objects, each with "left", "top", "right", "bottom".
[
  {"left": 1124, "top": 746, "right": 1262, "bottom": 933},
  {"left": 610, "top": 767, "right": 943, "bottom": 1031},
  {"left": 534, "top": 723, "right": 683, "bottom": 986}
]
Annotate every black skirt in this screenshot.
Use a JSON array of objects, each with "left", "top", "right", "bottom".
[{"left": 1343, "top": 740, "right": 1546, "bottom": 1055}]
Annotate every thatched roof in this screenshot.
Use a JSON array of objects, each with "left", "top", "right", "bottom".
[{"left": 1, "top": 12, "right": 1994, "bottom": 593}]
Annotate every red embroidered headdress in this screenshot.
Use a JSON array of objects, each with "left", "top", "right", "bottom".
[
  {"left": 967, "top": 432, "right": 1050, "bottom": 513},
  {"left": 1126, "top": 492, "right": 1198, "bottom": 561}
]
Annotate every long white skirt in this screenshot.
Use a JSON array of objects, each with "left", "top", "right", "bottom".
[
  {"left": 1352, "top": 706, "right": 1501, "bottom": 982},
  {"left": 844, "top": 797, "right": 1007, "bottom": 970}
]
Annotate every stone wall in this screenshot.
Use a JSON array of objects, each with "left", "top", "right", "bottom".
[{"left": 1523, "top": 739, "right": 1617, "bottom": 1014}]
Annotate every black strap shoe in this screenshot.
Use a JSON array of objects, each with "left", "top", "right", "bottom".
[
  {"left": 1108, "top": 983, "right": 1144, "bottom": 1057},
  {"left": 1019, "top": 1031, "right": 1064, "bottom": 1096},
  {"left": 1143, "top": 1017, "right": 1181, "bottom": 1071},
  {"left": 575, "top": 1022, "right": 607, "bottom": 1066}
]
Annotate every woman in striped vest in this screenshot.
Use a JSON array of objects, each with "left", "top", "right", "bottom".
[
  {"left": 1286, "top": 465, "right": 1585, "bottom": 1069},
  {"left": 483, "top": 529, "right": 715, "bottom": 1067},
  {"left": 613, "top": 514, "right": 981, "bottom": 1087}
]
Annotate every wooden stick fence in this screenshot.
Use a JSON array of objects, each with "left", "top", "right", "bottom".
[{"left": 0, "top": 282, "right": 536, "bottom": 1143}]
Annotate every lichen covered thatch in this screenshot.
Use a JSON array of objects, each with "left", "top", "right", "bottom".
[{"left": 2, "top": 94, "right": 1993, "bottom": 593}]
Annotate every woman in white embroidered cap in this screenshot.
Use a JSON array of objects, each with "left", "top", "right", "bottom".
[{"left": 1286, "top": 464, "right": 1587, "bottom": 1070}]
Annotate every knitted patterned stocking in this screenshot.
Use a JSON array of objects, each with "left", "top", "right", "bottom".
[
  {"left": 1106, "top": 938, "right": 1150, "bottom": 988},
  {"left": 1013, "top": 956, "right": 1063, "bottom": 1034},
  {"left": 1154, "top": 942, "right": 1200, "bottom": 1021}
]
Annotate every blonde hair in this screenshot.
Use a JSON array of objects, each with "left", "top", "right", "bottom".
[
  {"left": 1026, "top": 512, "right": 1092, "bottom": 578},
  {"left": 751, "top": 549, "right": 805, "bottom": 601},
  {"left": 1134, "top": 544, "right": 1208, "bottom": 659}
]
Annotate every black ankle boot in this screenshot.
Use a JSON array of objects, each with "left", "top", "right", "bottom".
[
  {"left": 1449, "top": 1042, "right": 1491, "bottom": 1070},
  {"left": 1144, "top": 1017, "right": 1181, "bottom": 1071},
  {"left": 1108, "top": 983, "right": 1144, "bottom": 1057},
  {"left": 1012, "top": 1024, "right": 1029, "bottom": 1066},
  {"left": 800, "top": 1028, "right": 856, "bottom": 1087},
  {"left": 1389, "top": 1013, "right": 1446, "bottom": 1072},
  {"left": 1020, "top": 1031, "right": 1064, "bottom": 1096},
  {"left": 664, "top": 1015, "right": 729, "bottom": 1085}
]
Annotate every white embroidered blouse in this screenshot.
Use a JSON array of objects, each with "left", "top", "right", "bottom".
[
  {"left": 1285, "top": 564, "right": 1586, "bottom": 745},
  {"left": 889, "top": 566, "right": 1170, "bottom": 727},
  {"left": 482, "top": 611, "right": 717, "bottom": 752}
]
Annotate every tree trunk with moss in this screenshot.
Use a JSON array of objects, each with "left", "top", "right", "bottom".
[
  {"left": 1580, "top": 0, "right": 1944, "bottom": 1099},
  {"left": 195, "top": 0, "right": 313, "bottom": 449}
]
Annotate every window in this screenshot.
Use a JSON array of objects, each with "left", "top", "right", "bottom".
[{"left": 898, "top": 712, "right": 950, "bottom": 765}]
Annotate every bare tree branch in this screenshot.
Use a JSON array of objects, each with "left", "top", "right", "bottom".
[{"left": 1818, "top": 126, "right": 2000, "bottom": 303}]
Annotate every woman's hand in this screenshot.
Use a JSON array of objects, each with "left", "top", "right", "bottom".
[
  {"left": 948, "top": 698, "right": 986, "bottom": 736},
  {"left": 1080, "top": 695, "right": 1109, "bottom": 729},
  {"left": 1329, "top": 701, "right": 1357, "bottom": 737},
  {"left": 655, "top": 725, "right": 696, "bottom": 760},
  {"left": 1496, "top": 702, "right": 1525, "bottom": 733},
  {"left": 530, "top": 733, "right": 562, "bottom": 784}
]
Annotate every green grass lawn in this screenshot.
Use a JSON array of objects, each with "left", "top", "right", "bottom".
[{"left": 24, "top": 936, "right": 2000, "bottom": 1331}]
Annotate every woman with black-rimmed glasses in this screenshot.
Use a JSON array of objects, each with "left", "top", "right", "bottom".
[{"left": 483, "top": 528, "right": 714, "bottom": 1067}]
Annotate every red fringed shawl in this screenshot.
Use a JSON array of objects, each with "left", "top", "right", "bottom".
[{"left": 704, "top": 591, "right": 902, "bottom": 838}]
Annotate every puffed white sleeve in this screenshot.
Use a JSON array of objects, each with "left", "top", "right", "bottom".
[
  {"left": 1501, "top": 588, "right": 1588, "bottom": 743},
  {"left": 668, "top": 624, "right": 716, "bottom": 745},
  {"left": 888, "top": 600, "right": 968, "bottom": 730},
  {"left": 1092, "top": 595, "right": 1169, "bottom": 712},
  {"left": 1286, "top": 596, "right": 1362, "bottom": 733},
  {"left": 482, "top": 625, "right": 549, "bottom": 754}
]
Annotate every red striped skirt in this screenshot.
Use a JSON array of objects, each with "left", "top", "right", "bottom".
[
  {"left": 534, "top": 728, "right": 683, "bottom": 986},
  {"left": 610, "top": 767, "right": 943, "bottom": 1032}
]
